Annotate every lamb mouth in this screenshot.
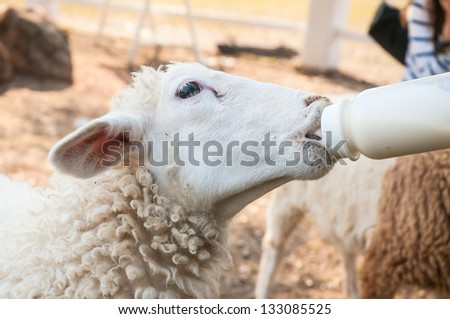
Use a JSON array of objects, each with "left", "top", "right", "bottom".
[
  {"left": 291, "top": 124, "right": 323, "bottom": 145},
  {"left": 305, "top": 131, "right": 322, "bottom": 141},
  {"left": 304, "top": 123, "right": 323, "bottom": 142}
]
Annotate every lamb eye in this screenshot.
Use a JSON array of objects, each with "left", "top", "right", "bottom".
[{"left": 176, "top": 81, "right": 202, "bottom": 99}]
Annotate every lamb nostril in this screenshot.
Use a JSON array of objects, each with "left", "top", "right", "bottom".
[{"left": 304, "top": 95, "right": 324, "bottom": 107}]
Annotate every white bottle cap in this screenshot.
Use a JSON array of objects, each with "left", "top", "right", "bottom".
[{"left": 321, "top": 99, "right": 360, "bottom": 160}]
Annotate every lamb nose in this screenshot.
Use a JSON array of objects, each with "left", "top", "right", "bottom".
[{"left": 304, "top": 95, "right": 324, "bottom": 107}]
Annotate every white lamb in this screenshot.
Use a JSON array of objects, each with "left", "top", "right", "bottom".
[
  {"left": 0, "top": 62, "right": 333, "bottom": 298},
  {"left": 256, "top": 156, "right": 396, "bottom": 298}
]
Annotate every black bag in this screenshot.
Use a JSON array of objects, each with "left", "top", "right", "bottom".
[{"left": 368, "top": 2, "right": 408, "bottom": 65}]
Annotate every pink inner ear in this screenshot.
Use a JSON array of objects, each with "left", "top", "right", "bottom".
[{"left": 59, "top": 126, "right": 124, "bottom": 177}]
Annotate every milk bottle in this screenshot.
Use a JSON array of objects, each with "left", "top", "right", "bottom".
[{"left": 321, "top": 72, "right": 450, "bottom": 160}]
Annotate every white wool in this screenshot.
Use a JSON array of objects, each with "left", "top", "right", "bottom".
[{"left": 0, "top": 167, "right": 231, "bottom": 298}]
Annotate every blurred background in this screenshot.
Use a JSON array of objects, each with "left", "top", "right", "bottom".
[{"left": 0, "top": 0, "right": 421, "bottom": 298}]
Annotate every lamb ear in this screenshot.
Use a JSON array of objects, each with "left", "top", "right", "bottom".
[{"left": 49, "top": 112, "right": 145, "bottom": 178}]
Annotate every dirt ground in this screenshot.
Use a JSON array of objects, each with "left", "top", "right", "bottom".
[{"left": 1, "top": 30, "right": 430, "bottom": 299}]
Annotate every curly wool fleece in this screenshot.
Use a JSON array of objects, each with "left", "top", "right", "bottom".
[{"left": 0, "top": 166, "right": 231, "bottom": 298}]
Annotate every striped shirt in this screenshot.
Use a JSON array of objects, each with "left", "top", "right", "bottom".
[{"left": 404, "top": 0, "right": 450, "bottom": 80}]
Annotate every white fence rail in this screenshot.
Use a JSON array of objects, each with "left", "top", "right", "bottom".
[{"left": 26, "top": 0, "right": 373, "bottom": 71}]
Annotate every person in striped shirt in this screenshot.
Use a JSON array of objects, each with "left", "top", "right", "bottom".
[{"left": 404, "top": 0, "right": 450, "bottom": 80}]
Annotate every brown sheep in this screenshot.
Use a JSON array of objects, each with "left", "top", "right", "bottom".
[{"left": 360, "top": 149, "right": 450, "bottom": 298}]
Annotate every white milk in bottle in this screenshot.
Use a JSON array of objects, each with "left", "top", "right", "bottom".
[{"left": 321, "top": 72, "right": 450, "bottom": 160}]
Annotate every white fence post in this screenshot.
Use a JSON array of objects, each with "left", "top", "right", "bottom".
[{"left": 302, "top": 0, "right": 349, "bottom": 71}]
